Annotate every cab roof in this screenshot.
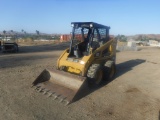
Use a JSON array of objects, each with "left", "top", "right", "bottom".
[{"left": 71, "top": 22, "right": 110, "bottom": 29}]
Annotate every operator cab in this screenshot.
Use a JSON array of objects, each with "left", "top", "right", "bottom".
[{"left": 68, "top": 22, "right": 110, "bottom": 58}]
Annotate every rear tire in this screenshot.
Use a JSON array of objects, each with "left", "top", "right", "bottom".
[
  {"left": 87, "top": 64, "right": 103, "bottom": 86},
  {"left": 104, "top": 61, "right": 116, "bottom": 81},
  {"left": 14, "top": 44, "right": 18, "bottom": 53}
]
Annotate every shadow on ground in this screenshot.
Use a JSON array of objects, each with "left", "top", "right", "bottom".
[
  {"left": 0, "top": 42, "right": 71, "bottom": 69},
  {"left": 19, "top": 43, "right": 68, "bottom": 53},
  {"left": 72, "top": 59, "right": 146, "bottom": 104},
  {"left": 0, "top": 54, "right": 58, "bottom": 69},
  {"left": 115, "top": 59, "right": 146, "bottom": 78},
  {"left": 0, "top": 42, "right": 70, "bottom": 55}
]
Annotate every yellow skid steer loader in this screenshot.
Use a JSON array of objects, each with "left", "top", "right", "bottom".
[{"left": 32, "top": 22, "right": 117, "bottom": 105}]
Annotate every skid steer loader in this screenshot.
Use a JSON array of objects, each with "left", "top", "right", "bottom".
[
  {"left": 32, "top": 22, "right": 117, "bottom": 105},
  {"left": 1, "top": 41, "right": 19, "bottom": 53}
]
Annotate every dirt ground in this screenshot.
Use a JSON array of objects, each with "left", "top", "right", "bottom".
[{"left": 0, "top": 42, "right": 160, "bottom": 120}]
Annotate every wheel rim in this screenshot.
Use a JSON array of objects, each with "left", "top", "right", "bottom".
[{"left": 95, "top": 69, "right": 103, "bottom": 84}]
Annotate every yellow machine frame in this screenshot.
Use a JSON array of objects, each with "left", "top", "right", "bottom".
[{"left": 57, "top": 39, "right": 117, "bottom": 76}]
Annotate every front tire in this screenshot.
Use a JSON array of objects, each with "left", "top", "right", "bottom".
[{"left": 87, "top": 64, "right": 103, "bottom": 86}]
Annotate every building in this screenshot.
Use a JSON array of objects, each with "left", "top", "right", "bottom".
[
  {"left": 149, "top": 40, "right": 160, "bottom": 47},
  {"left": 60, "top": 34, "right": 71, "bottom": 42}
]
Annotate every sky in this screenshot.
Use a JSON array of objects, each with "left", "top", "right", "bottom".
[{"left": 0, "top": 0, "right": 160, "bottom": 35}]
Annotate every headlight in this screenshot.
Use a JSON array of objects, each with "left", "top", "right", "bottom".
[
  {"left": 71, "top": 24, "right": 74, "bottom": 27},
  {"left": 80, "top": 61, "right": 85, "bottom": 64},
  {"left": 90, "top": 24, "right": 93, "bottom": 28}
]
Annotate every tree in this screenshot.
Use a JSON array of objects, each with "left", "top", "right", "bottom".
[
  {"left": 24, "top": 31, "right": 27, "bottom": 35},
  {"left": 3, "top": 30, "right": 6, "bottom": 35},
  {"left": 36, "top": 30, "right": 40, "bottom": 40},
  {"left": 21, "top": 29, "right": 28, "bottom": 39},
  {"left": 115, "top": 34, "right": 127, "bottom": 42},
  {"left": 10, "top": 30, "right": 14, "bottom": 36},
  {"left": 136, "top": 35, "right": 143, "bottom": 41},
  {"left": 36, "top": 30, "right": 40, "bottom": 35},
  {"left": 10, "top": 30, "right": 15, "bottom": 41},
  {"left": 3, "top": 30, "right": 6, "bottom": 40}
]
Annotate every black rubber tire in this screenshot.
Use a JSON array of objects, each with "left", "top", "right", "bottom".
[
  {"left": 104, "top": 61, "right": 116, "bottom": 81},
  {"left": 87, "top": 64, "right": 103, "bottom": 86},
  {"left": 13, "top": 44, "right": 18, "bottom": 53},
  {"left": 16, "top": 45, "right": 19, "bottom": 52}
]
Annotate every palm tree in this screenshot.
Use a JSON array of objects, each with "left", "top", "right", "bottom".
[
  {"left": 36, "top": 30, "right": 40, "bottom": 40},
  {"left": 24, "top": 31, "right": 27, "bottom": 35},
  {"left": 3, "top": 30, "right": 6, "bottom": 35},
  {"left": 10, "top": 30, "right": 13, "bottom": 33},
  {"left": 10, "top": 30, "right": 14, "bottom": 41},
  {"left": 3, "top": 30, "right": 6, "bottom": 41},
  {"left": 36, "top": 30, "right": 39, "bottom": 35},
  {"left": 10, "top": 30, "right": 14, "bottom": 36},
  {"left": 21, "top": 29, "right": 26, "bottom": 39}
]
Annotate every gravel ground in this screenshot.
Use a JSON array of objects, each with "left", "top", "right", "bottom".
[{"left": 0, "top": 43, "right": 160, "bottom": 120}]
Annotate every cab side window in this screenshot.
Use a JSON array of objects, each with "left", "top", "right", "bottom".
[
  {"left": 98, "top": 28, "right": 108, "bottom": 45},
  {"left": 91, "top": 29, "right": 100, "bottom": 50}
]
